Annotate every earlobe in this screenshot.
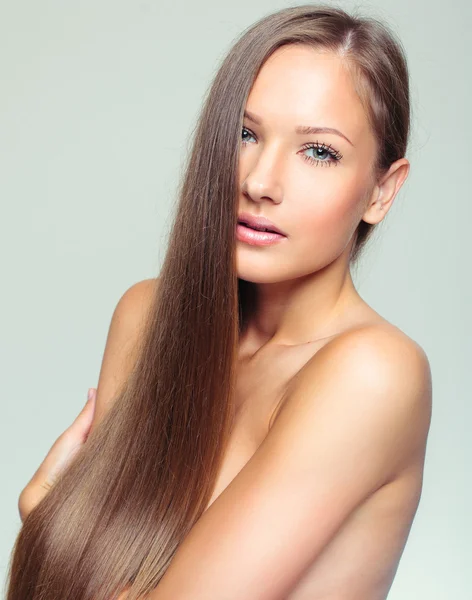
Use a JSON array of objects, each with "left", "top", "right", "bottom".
[
  {"left": 361, "top": 185, "right": 384, "bottom": 225},
  {"left": 361, "top": 158, "right": 410, "bottom": 225}
]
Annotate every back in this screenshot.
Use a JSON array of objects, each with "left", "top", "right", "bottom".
[{"left": 90, "top": 278, "right": 158, "bottom": 434}]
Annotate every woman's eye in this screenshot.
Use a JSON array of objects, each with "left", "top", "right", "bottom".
[
  {"left": 241, "top": 127, "right": 256, "bottom": 145},
  {"left": 241, "top": 127, "right": 342, "bottom": 167},
  {"left": 302, "top": 143, "right": 343, "bottom": 167},
  {"left": 307, "top": 146, "right": 330, "bottom": 161}
]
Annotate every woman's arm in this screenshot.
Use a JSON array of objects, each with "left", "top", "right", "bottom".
[
  {"left": 18, "top": 277, "right": 158, "bottom": 521},
  {"left": 147, "top": 326, "right": 432, "bottom": 600}
]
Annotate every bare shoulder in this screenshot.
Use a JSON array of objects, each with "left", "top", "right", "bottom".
[
  {"left": 105, "top": 276, "right": 159, "bottom": 356},
  {"left": 112, "top": 277, "right": 158, "bottom": 324},
  {"left": 327, "top": 321, "right": 432, "bottom": 390},
  {"left": 272, "top": 323, "right": 433, "bottom": 479},
  {"left": 310, "top": 322, "right": 431, "bottom": 405},
  {"left": 90, "top": 277, "right": 159, "bottom": 431}
]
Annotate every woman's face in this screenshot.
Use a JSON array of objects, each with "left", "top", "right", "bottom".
[{"left": 236, "top": 44, "right": 379, "bottom": 283}]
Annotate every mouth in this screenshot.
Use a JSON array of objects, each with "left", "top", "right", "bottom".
[
  {"left": 236, "top": 213, "right": 287, "bottom": 237},
  {"left": 236, "top": 222, "right": 287, "bottom": 246},
  {"left": 237, "top": 221, "right": 281, "bottom": 235}
]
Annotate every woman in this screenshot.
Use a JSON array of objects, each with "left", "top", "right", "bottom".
[{"left": 8, "top": 4, "right": 432, "bottom": 600}]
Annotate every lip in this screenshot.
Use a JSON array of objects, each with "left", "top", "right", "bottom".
[
  {"left": 236, "top": 223, "right": 286, "bottom": 246},
  {"left": 237, "top": 212, "right": 287, "bottom": 237}
]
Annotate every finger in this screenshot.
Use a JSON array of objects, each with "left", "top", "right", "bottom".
[
  {"left": 26, "top": 389, "right": 97, "bottom": 490},
  {"left": 43, "top": 388, "right": 98, "bottom": 479},
  {"left": 67, "top": 388, "right": 97, "bottom": 443},
  {"left": 19, "top": 388, "right": 98, "bottom": 520}
]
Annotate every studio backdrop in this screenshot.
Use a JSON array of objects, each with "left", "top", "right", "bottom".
[{"left": 0, "top": 1, "right": 469, "bottom": 598}]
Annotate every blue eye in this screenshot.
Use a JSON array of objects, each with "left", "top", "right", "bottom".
[
  {"left": 241, "top": 126, "right": 343, "bottom": 167},
  {"left": 301, "top": 142, "right": 343, "bottom": 167},
  {"left": 241, "top": 127, "right": 256, "bottom": 145}
]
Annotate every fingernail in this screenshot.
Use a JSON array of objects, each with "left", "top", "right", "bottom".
[{"left": 87, "top": 388, "right": 94, "bottom": 401}]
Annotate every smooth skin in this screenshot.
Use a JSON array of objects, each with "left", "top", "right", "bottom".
[
  {"left": 19, "top": 45, "right": 432, "bottom": 599},
  {"left": 147, "top": 330, "right": 431, "bottom": 600}
]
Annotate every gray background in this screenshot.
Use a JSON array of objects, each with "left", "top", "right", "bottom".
[{"left": 1, "top": 0, "right": 470, "bottom": 597}]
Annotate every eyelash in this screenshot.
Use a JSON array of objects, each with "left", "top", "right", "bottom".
[{"left": 241, "top": 126, "right": 343, "bottom": 167}]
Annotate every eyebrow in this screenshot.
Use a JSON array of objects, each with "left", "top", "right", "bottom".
[{"left": 243, "top": 109, "right": 354, "bottom": 147}]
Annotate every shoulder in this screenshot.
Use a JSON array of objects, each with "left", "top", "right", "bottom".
[
  {"left": 278, "top": 323, "right": 433, "bottom": 420},
  {"left": 90, "top": 278, "right": 158, "bottom": 431},
  {"left": 105, "top": 276, "right": 159, "bottom": 368},
  {"left": 111, "top": 277, "right": 158, "bottom": 326},
  {"left": 321, "top": 323, "right": 432, "bottom": 394},
  {"left": 273, "top": 324, "right": 432, "bottom": 478}
]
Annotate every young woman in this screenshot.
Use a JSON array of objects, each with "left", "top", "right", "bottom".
[{"left": 8, "top": 4, "right": 432, "bottom": 600}]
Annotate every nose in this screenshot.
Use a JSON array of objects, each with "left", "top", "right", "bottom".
[{"left": 241, "top": 149, "right": 284, "bottom": 205}]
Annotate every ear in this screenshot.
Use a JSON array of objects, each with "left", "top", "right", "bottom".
[{"left": 362, "top": 158, "right": 410, "bottom": 225}]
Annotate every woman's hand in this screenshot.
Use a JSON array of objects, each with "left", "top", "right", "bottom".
[{"left": 18, "top": 388, "right": 97, "bottom": 523}]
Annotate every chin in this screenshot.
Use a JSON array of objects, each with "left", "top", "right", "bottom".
[{"left": 236, "top": 264, "right": 294, "bottom": 285}]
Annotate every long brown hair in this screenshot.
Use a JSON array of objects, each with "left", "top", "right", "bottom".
[{"left": 6, "top": 4, "right": 410, "bottom": 599}]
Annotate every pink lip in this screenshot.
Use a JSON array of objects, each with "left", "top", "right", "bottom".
[
  {"left": 237, "top": 212, "right": 286, "bottom": 237},
  {"left": 236, "top": 223, "right": 287, "bottom": 246}
]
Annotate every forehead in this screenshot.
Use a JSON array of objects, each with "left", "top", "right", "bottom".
[{"left": 247, "top": 45, "right": 370, "bottom": 142}]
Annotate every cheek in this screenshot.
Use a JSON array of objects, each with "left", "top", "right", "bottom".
[{"left": 290, "top": 172, "right": 368, "bottom": 255}]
